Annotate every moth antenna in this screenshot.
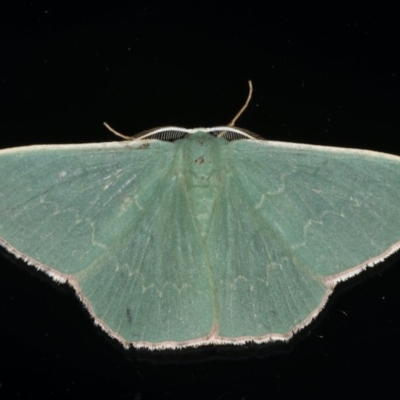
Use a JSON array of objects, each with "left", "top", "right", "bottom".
[
  {"left": 227, "top": 80, "right": 253, "bottom": 127},
  {"left": 103, "top": 122, "right": 133, "bottom": 140}
]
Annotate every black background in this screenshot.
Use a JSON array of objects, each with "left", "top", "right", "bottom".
[{"left": 0, "top": 1, "right": 399, "bottom": 399}]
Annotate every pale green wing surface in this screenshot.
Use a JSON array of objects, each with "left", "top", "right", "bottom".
[
  {"left": 207, "top": 139, "right": 400, "bottom": 340},
  {"left": 0, "top": 141, "right": 213, "bottom": 346},
  {"left": 2, "top": 131, "right": 400, "bottom": 349}
]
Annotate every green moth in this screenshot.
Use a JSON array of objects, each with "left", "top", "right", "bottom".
[{"left": 1, "top": 83, "right": 399, "bottom": 350}]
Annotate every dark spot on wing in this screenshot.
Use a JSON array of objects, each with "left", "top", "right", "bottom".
[
  {"left": 194, "top": 156, "right": 205, "bottom": 164},
  {"left": 137, "top": 143, "right": 150, "bottom": 149},
  {"left": 126, "top": 307, "right": 132, "bottom": 324}
]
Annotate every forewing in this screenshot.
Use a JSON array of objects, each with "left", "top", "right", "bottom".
[{"left": 229, "top": 140, "right": 400, "bottom": 278}]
